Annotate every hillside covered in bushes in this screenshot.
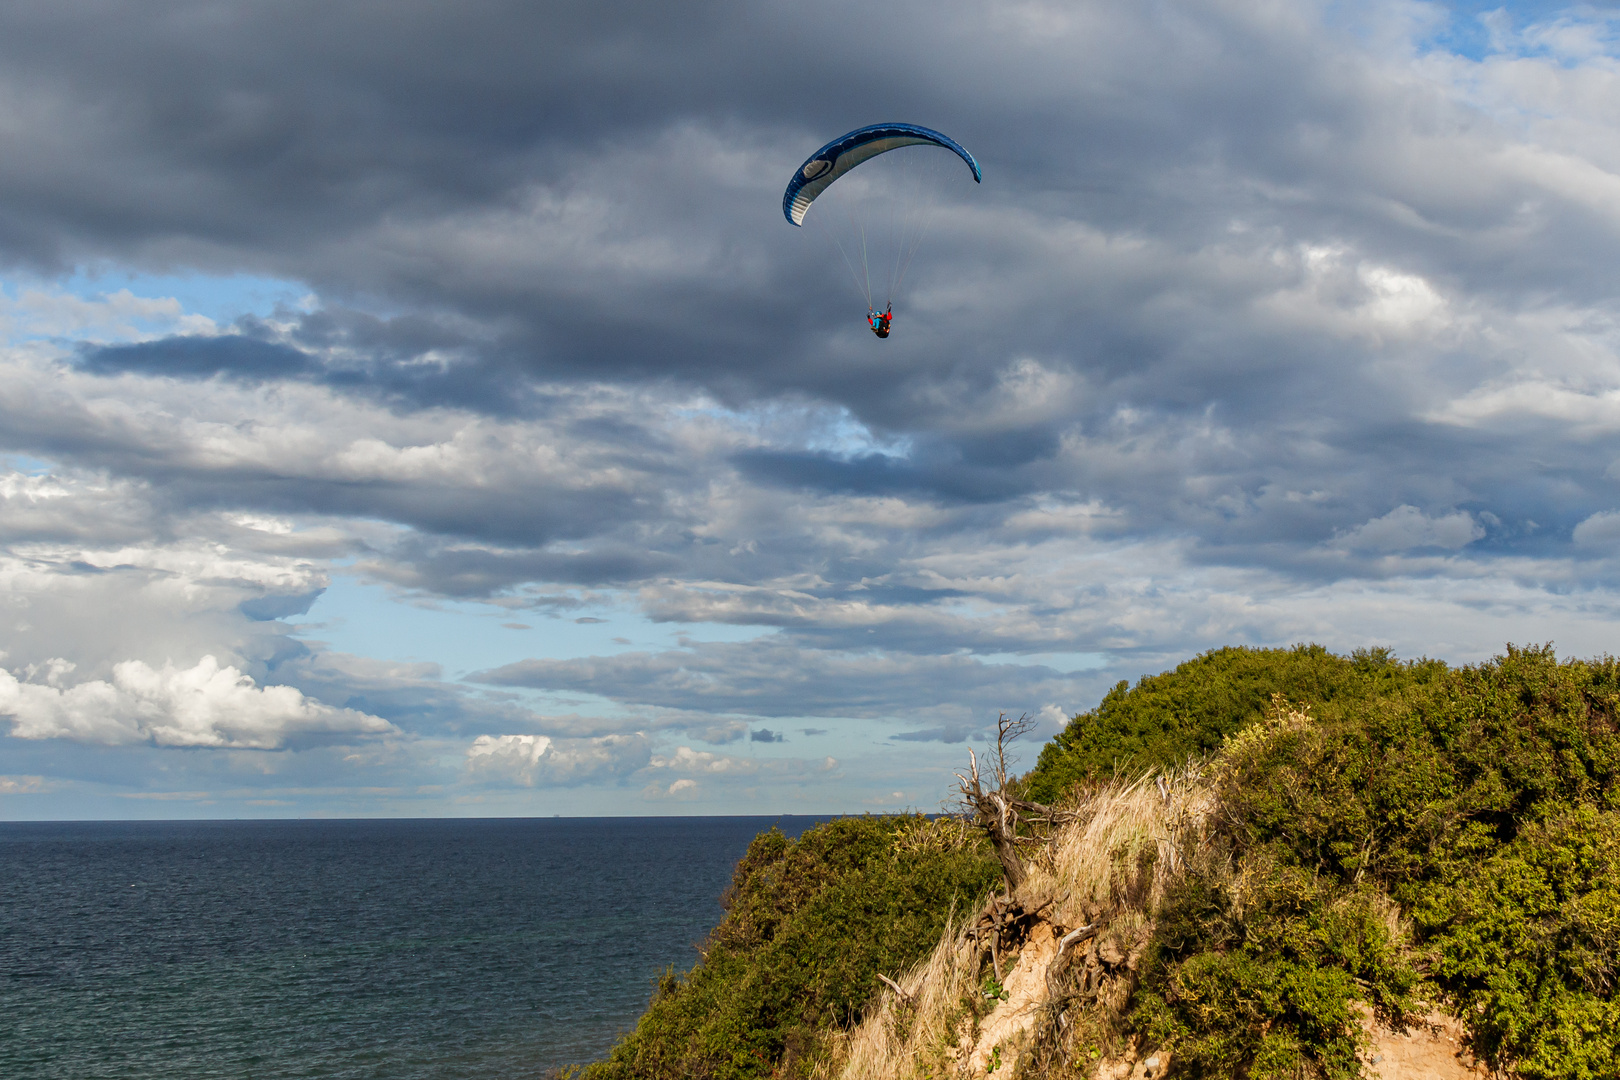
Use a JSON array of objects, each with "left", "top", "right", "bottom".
[{"left": 582, "top": 644, "right": 1620, "bottom": 1080}]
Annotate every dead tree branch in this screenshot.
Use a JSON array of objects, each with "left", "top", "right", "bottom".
[{"left": 876, "top": 972, "right": 912, "bottom": 1002}]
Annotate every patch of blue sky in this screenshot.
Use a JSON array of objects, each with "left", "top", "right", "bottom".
[
  {"left": 1, "top": 267, "right": 314, "bottom": 348},
  {"left": 675, "top": 400, "right": 912, "bottom": 460},
  {"left": 1413, "top": 1, "right": 1619, "bottom": 61},
  {"left": 283, "top": 573, "right": 769, "bottom": 680},
  {"left": 1, "top": 454, "right": 54, "bottom": 476},
  {"left": 58, "top": 267, "right": 314, "bottom": 325},
  {"left": 802, "top": 406, "right": 914, "bottom": 460}
]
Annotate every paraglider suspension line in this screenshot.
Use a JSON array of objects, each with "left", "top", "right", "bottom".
[
  {"left": 857, "top": 216, "right": 874, "bottom": 311},
  {"left": 820, "top": 200, "right": 875, "bottom": 312},
  {"left": 808, "top": 147, "right": 950, "bottom": 318},
  {"left": 884, "top": 151, "right": 936, "bottom": 306}
]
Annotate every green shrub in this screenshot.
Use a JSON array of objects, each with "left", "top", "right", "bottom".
[
  {"left": 584, "top": 815, "right": 999, "bottom": 1080},
  {"left": 588, "top": 644, "right": 1620, "bottom": 1080},
  {"left": 1420, "top": 803, "right": 1620, "bottom": 1080},
  {"left": 1215, "top": 645, "right": 1620, "bottom": 893},
  {"left": 1137, "top": 860, "right": 1417, "bottom": 1080},
  {"left": 1138, "top": 645, "right": 1620, "bottom": 1079},
  {"left": 1024, "top": 645, "right": 1446, "bottom": 804}
]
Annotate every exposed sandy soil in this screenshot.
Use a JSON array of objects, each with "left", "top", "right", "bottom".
[
  {"left": 1360, "top": 1007, "right": 1494, "bottom": 1080},
  {"left": 1087, "top": 1011, "right": 1490, "bottom": 1080},
  {"left": 949, "top": 917, "right": 1494, "bottom": 1080},
  {"left": 1093, "top": 1047, "right": 1171, "bottom": 1080},
  {"left": 961, "top": 922, "right": 1063, "bottom": 1077}
]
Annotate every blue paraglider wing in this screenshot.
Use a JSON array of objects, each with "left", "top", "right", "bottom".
[{"left": 783, "top": 122, "right": 981, "bottom": 226}]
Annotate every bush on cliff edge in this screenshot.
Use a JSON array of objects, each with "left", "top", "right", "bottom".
[
  {"left": 1024, "top": 644, "right": 1447, "bottom": 803},
  {"left": 584, "top": 814, "right": 999, "bottom": 1080},
  {"left": 1137, "top": 645, "right": 1620, "bottom": 1080},
  {"left": 587, "top": 644, "right": 1620, "bottom": 1080}
]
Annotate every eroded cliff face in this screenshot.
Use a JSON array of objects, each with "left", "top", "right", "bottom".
[
  {"left": 823, "top": 770, "right": 1202, "bottom": 1080},
  {"left": 820, "top": 759, "right": 1495, "bottom": 1080}
]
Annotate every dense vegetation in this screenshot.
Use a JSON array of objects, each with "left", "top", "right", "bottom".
[
  {"left": 589, "top": 643, "right": 1620, "bottom": 1079},
  {"left": 582, "top": 815, "right": 999, "bottom": 1080},
  {"left": 1024, "top": 645, "right": 1449, "bottom": 802},
  {"left": 1136, "top": 645, "right": 1620, "bottom": 1080}
]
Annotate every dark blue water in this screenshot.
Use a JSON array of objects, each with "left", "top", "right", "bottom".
[{"left": 0, "top": 817, "right": 821, "bottom": 1079}]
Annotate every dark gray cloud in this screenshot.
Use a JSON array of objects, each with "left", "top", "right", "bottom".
[
  {"left": 1, "top": 0, "right": 1611, "bottom": 564},
  {"left": 80, "top": 334, "right": 313, "bottom": 380},
  {"left": 891, "top": 727, "right": 974, "bottom": 744},
  {"left": 472, "top": 636, "right": 1090, "bottom": 721},
  {"left": 8, "top": 0, "right": 1620, "bottom": 811}
]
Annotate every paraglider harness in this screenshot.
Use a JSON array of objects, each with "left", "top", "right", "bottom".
[{"left": 868, "top": 305, "right": 893, "bottom": 338}]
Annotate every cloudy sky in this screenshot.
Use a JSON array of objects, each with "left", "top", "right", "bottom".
[{"left": 3, "top": 0, "right": 1619, "bottom": 818}]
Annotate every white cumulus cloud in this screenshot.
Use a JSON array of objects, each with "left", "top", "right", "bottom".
[
  {"left": 1573, "top": 510, "right": 1620, "bottom": 548},
  {"left": 465, "top": 732, "right": 651, "bottom": 785},
  {"left": 649, "top": 745, "right": 762, "bottom": 775},
  {"left": 642, "top": 777, "right": 703, "bottom": 800},
  {"left": 0, "top": 655, "right": 394, "bottom": 748},
  {"left": 1334, "top": 506, "right": 1484, "bottom": 552}
]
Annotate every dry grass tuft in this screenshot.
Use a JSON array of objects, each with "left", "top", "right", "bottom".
[
  {"left": 1024, "top": 764, "right": 1214, "bottom": 931},
  {"left": 890, "top": 814, "right": 981, "bottom": 858},
  {"left": 814, "top": 903, "right": 980, "bottom": 1080}
]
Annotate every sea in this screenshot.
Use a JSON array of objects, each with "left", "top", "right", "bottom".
[{"left": 0, "top": 817, "right": 827, "bottom": 1079}]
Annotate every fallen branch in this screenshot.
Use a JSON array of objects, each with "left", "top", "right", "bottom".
[
  {"left": 1055, "top": 923, "right": 1097, "bottom": 960},
  {"left": 1028, "top": 894, "right": 1060, "bottom": 918},
  {"left": 1045, "top": 924, "right": 1100, "bottom": 1001},
  {"left": 876, "top": 972, "right": 913, "bottom": 1002}
]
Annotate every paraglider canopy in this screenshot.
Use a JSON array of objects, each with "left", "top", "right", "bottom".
[
  {"left": 784, "top": 122, "right": 981, "bottom": 335},
  {"left": 783, "top": 122, "right": 981, "bottom": 227}
]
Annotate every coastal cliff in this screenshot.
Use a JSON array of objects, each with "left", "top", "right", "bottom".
[{"left": 583, "top": 644, "right": 1620, "bottom": 1080}]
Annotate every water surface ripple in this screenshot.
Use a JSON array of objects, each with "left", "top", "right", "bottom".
[{"left": 0, "top": 817, "right": 815, "bottom": 1079}]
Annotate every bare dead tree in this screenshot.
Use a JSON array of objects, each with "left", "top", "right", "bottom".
[
  {"left": 957, "top": 713, "right": 1086, "bottom": 979},
  {"left": 957, "top": 712, "right": 1039, "bottom": 893}
]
